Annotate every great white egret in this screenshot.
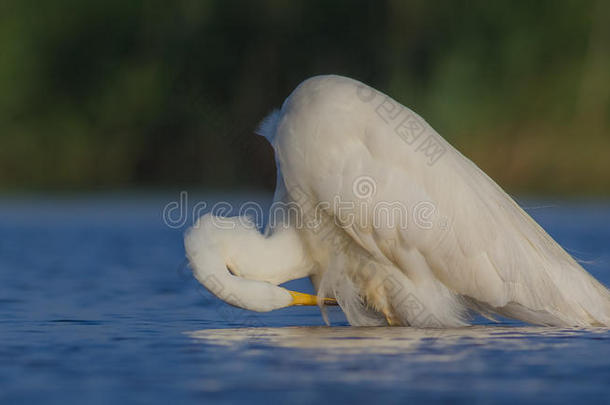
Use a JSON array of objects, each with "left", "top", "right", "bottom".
[{"left": 185, "top": 75, "right": 610, "bottom": 327}]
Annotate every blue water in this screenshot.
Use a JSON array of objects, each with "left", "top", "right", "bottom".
[{"left": 1, "top": 194, "right": 609, "bottom": 404}]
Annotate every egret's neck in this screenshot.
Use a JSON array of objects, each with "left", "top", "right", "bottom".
[
  {"left": 221, "top": 219, "right": 313, "bottom": 285},
  {"left": 185, "top": 215, "right": 315, "bottom": 312}
]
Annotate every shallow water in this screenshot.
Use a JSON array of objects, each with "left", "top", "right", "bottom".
[{"left": 1, "top": 194, "right": 609, "bottom": 403}]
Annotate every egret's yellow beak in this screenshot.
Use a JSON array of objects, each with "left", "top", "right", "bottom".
[{"left": 288, "top": 290, "right": 338, "bottom": 306}]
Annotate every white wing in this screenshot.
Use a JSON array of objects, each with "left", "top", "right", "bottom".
[{"left": 271, "top": 75, "right": 610, "bottom": 327}]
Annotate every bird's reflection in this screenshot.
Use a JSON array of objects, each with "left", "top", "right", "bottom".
[{"left": 186, "top": 325, "right": 607, "bottom": 355}]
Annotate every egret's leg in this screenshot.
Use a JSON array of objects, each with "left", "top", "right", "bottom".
[{"left": 382, "top": 309, "right": 402, "bottom": 326}]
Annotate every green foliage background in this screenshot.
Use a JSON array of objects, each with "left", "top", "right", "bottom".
[{"left": 1, "top": 0, "right": 609, "bottom": 194}]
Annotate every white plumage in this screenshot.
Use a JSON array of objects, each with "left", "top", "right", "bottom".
[{"left": 185, "top": 75, "right": 610, "bottom": 327}]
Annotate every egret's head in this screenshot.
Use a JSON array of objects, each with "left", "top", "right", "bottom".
[{"left": 184, "top": 214, "right": 328, "bottom": 312}]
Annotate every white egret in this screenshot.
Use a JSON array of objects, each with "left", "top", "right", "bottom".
[{"left": 185, "top": 75, "right": 610, "bottom": 327}]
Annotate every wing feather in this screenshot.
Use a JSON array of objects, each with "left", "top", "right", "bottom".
[{"left": 274, "top": 75, "right": 610, "bottom": 326}]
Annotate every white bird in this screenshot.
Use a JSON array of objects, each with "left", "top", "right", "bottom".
[{"left": 185, "top": 75, "right": 610, "bottom": 327}]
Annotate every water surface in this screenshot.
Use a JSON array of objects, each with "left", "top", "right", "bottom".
[{"left": 1, "top": 195, "right": 609, "bottom": 403}]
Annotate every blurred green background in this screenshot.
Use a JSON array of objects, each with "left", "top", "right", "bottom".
[{"left": 1, "top": 0, "right": 609, "bottom": 195}]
